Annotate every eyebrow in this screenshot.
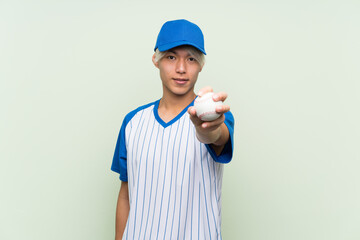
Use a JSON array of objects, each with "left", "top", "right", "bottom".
[{"left": 168, "top": 50, "right": 192, "bottom": 57}]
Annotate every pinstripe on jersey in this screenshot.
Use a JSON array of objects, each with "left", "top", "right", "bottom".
[{"left": 111, "top": 99, "right": 234, "bottom": 240}]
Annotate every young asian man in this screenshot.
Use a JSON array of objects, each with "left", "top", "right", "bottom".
[{"left": 111, "top": 19, "right": 234, "bottom": 240}]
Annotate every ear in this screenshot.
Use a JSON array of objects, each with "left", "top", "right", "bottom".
[
  {"left": 199, "top": 63, "right": 204, "bottom": 72},
  {"left": 152, "top": 54, "right": 159, "bottom": 68}
]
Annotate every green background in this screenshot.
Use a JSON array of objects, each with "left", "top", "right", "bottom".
[{"left": 1, "top": 0, "right": 359, "bottom": 239}]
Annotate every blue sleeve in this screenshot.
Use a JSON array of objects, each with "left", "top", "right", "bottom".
[
  {"left": 205, "top": 111, "right": 235, "bottom": 164},
  {"left": 110, "top": 101, "right": 158, "bottom": 181},
  {"left": 111, "top": 118, "right": 128, "bottom": 182}
]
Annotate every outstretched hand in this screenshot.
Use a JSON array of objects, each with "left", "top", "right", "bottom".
[{"left": 188, "top": 86, "right": 230, "bottom": 147}]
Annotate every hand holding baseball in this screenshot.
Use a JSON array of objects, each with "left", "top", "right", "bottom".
[
  {"left": 188, "top": 86, "right": 230, "bottom": 145},
  {"left": 194, "top": 92, "right": 223, "bottom": 121}
]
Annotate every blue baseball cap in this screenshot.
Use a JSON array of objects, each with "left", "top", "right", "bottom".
[{"left": 154, "top": 19, "right": 206, "bottom": 55}]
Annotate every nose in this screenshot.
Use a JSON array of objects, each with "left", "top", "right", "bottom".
[{"left": 175, "top": 59, "right": 186, "bottom": 74}]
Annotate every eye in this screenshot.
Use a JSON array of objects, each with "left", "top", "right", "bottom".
[
  {"left": 188, "top": 57, "right": 197, "bottom": 62},
  {"left": 167, "top": 55, "right": 175, "bottom": 60}
]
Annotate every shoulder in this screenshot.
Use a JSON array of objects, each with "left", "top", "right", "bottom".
[
  {"left": 224, "top": 110, "right": 234, "bottom": 119},
  {"left": 122, "top": 99, "right": 159, "bottom": 128},
  {"left": 224, "top": 110, "right": 235, "bottom": 126}
]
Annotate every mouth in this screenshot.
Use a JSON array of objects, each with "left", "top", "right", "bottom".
[{"left": 173, "top": 78, "right": 189, "bottom": 85}]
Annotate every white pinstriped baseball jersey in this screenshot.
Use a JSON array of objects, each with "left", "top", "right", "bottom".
[{"left": 111, "top": 98, "right": 234, "bottom": 240}]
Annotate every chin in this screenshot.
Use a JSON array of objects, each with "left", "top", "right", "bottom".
[
  {"left": 173, "top": 86, "right": 194, "bottom": 96},
  {"left": 163, "top": 82, "right": 195, "bottom": 97}
]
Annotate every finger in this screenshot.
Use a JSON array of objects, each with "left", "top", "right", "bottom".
[
  {"left": 212, "top": 92, "right": 228, "bottom": 102},
  {"left": 190, "top": 115, "right": 204, "bottom": 127},
  {"left": 200, "top": 114, "right": 225, "bottom": 129},
  {"left": 188, "top": 107, "right": 204, "bottom": 126},
  {"left": 188, "top": 106, "right": 196, "bottom": 116},
  {"left": 215, "top": 104, "right": 230, "bottom": 114},
  {"left": 197, "top": 86, "right": 213, "bottom": 97}
]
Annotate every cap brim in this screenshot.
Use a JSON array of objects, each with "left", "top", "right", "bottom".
[{"left": 156, "top": 41, "right": 206, "bottom": 55}]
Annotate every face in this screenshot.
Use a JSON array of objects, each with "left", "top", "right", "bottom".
[{"left": 152, "top": 46, "right": 203, "bottom": 98}]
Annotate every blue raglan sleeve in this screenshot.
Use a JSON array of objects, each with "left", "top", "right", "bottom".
[
  {"left": 206, "top": 111, "right": 235, "bottom": 163},
  {"left": 111, "top": 118, "right": 128, "bottom": 182},
  {"left": 111, "top": 101, "right": 158, "bottom": 181}
]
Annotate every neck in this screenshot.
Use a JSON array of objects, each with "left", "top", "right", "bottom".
[
  {"left": 160, "top": 91, "right": 196, "bottom": 111},
  {"left": 157, "top": 90, "right": 196, "bottom": 123}
]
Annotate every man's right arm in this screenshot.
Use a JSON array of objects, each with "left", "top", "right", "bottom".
[{"left": 115, "top": 181, "right": 129, "bottom": 240}]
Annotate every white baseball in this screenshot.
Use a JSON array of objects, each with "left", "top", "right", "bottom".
[{"left": 194, "top": 92, "right": 223, "bottom": 121}]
